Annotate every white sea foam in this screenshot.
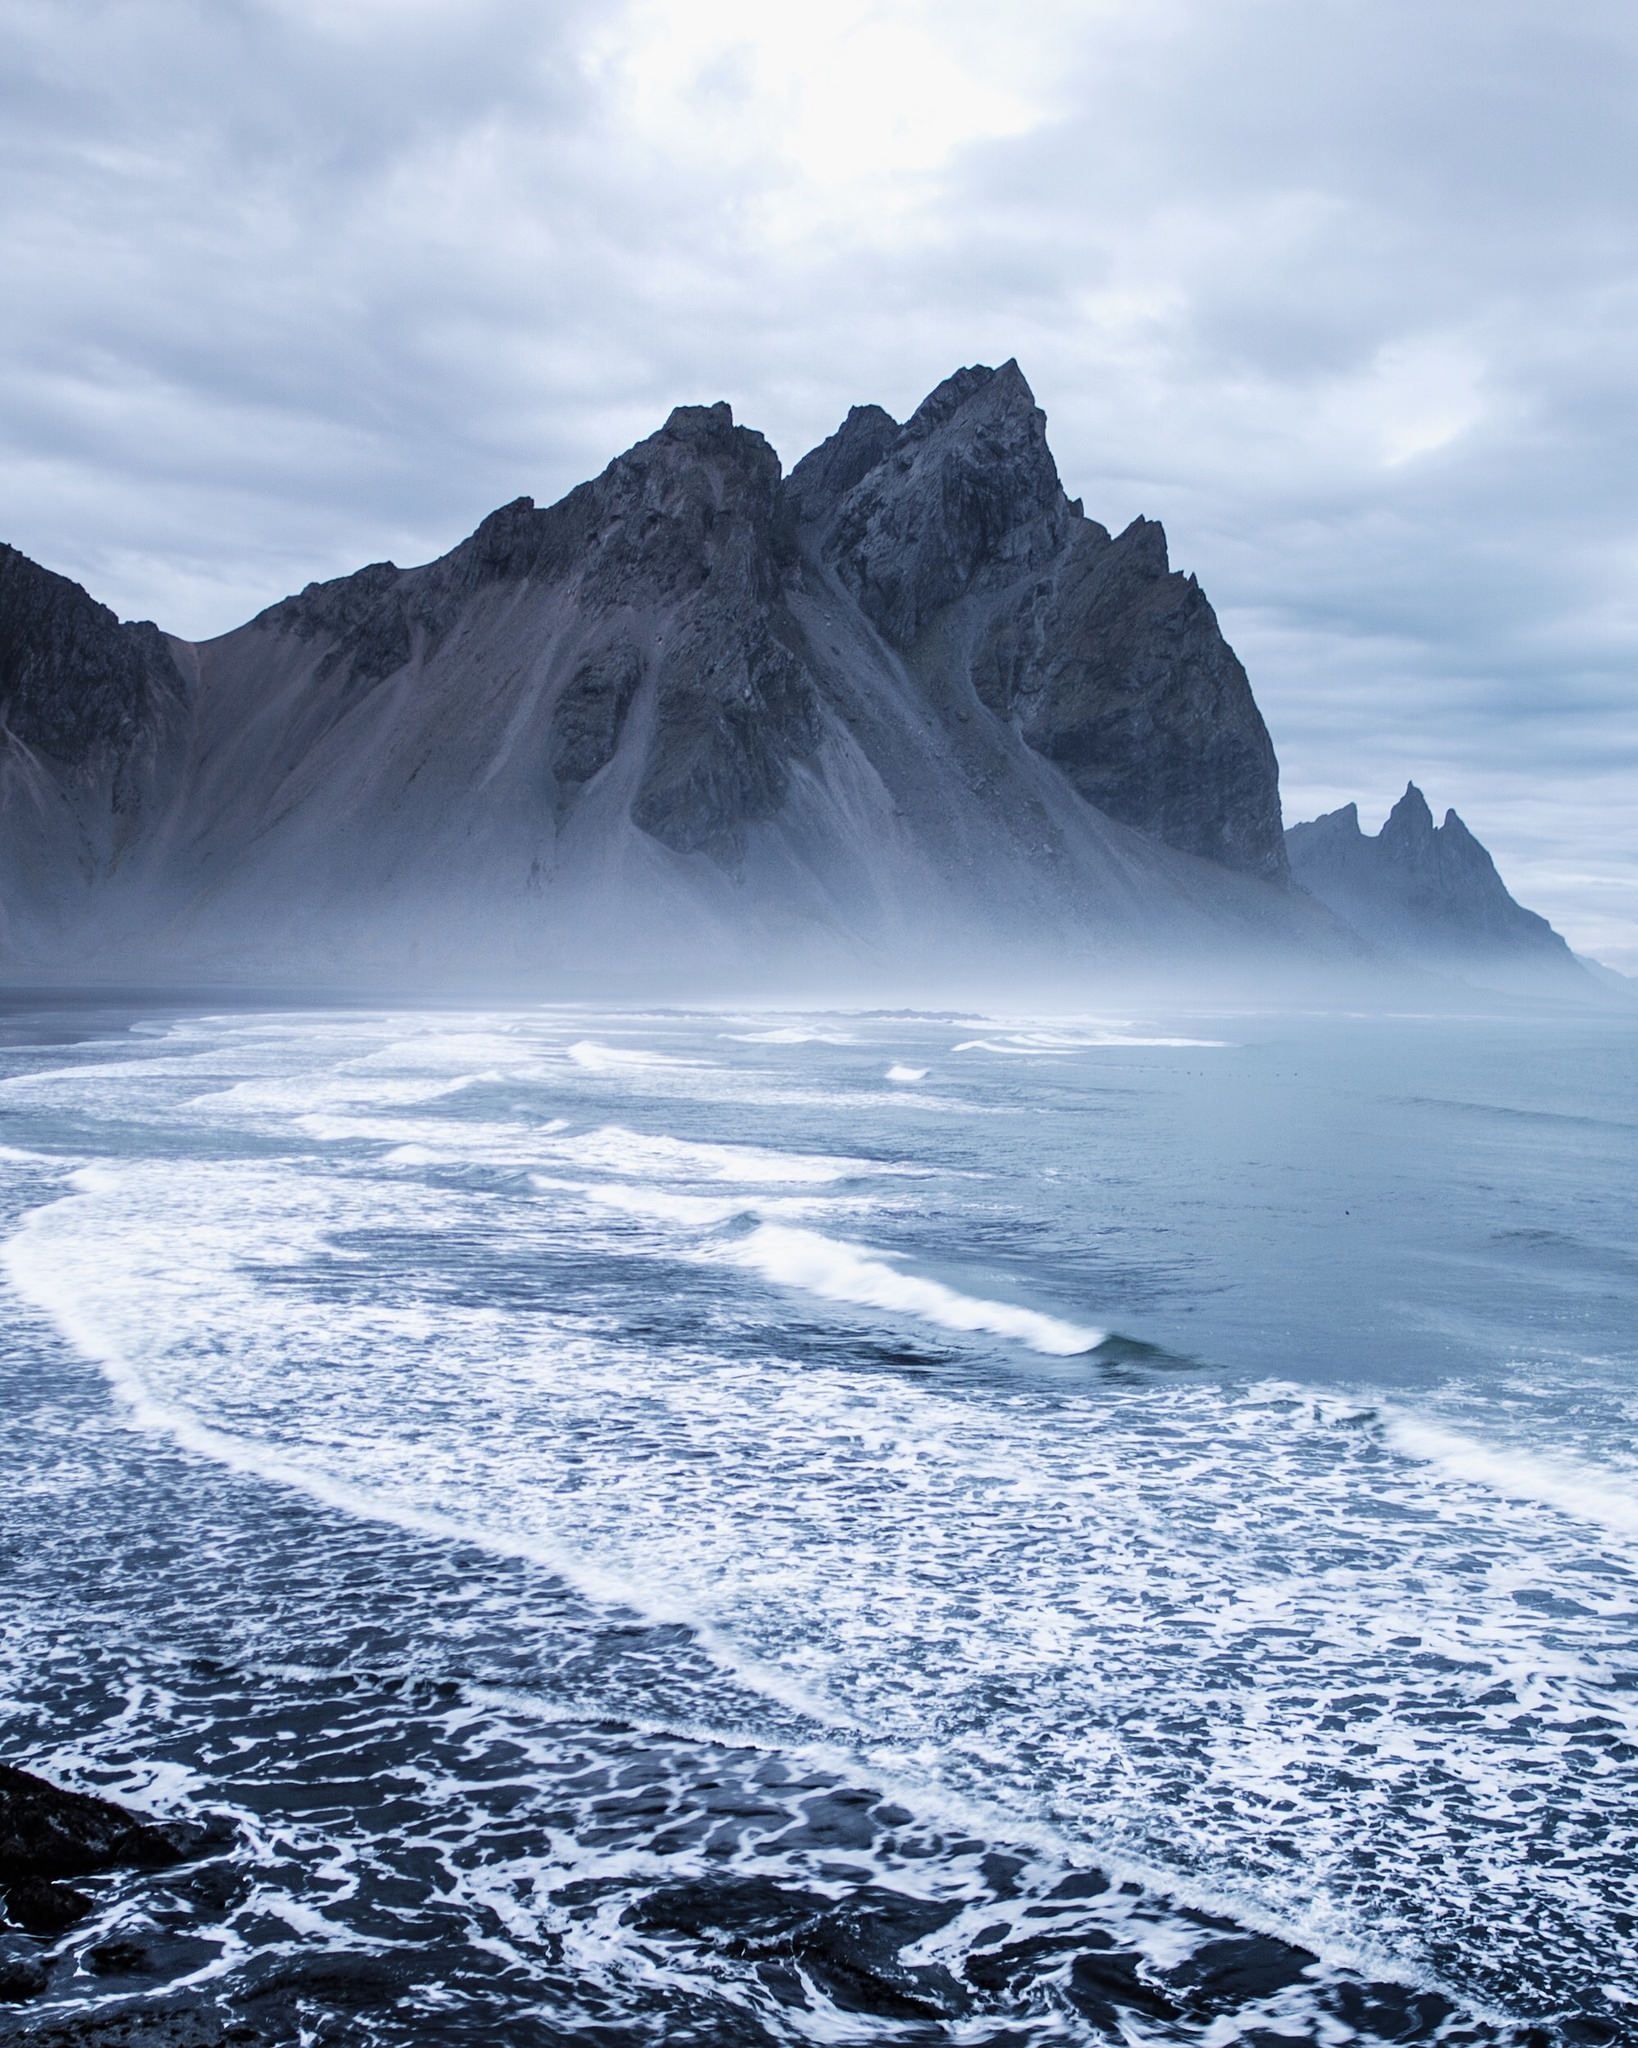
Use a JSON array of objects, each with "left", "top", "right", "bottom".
[
  {"left": 539, "top": 1179, "right": 753, "bottom": 1229},
  {"left": 721, "top": 1026, "right": 856, "bottom": 1045},
  {"left": 885, "top": 1064, "right": 928, "bottom": 1082},
  {"left": 351, "top": 1032, "right": 546, "bottom": 1072},
  {"left": 295, "top": 1112, "right": 569, "bottom": 1155},
  {"left": 530, "top": 1177, "right": 854, "bottom": 1230},
  {"left": 293, "top": 1112, "right": 902, "bottom": 1188},
  {"left": 950, "top": 1037, "right": 1074, "bottom": 1057},
  {"left": 187, "top": 1074, "right": 478, "bottom": 1112},
  {"left": 566, "top": 1041, "right": 704, "bottom": 1072},
  {"left": 952, "top": 1029, "right": 1225, "bottom": 1055},
  {"left": 552, "top": 1126, "right": 901, "bottom": 1186},
  {"left": 0, "top": 1051, "right": 236, "bottom": 1090},
  {"left": 0, "top": 1164, "right": 841, "bottom": 1729},
  {"left": 717, "top": 1223, "right": 1104, "bottom": 1355},
  {"left": 16, "top": 1144, "right": 1626, "bottom": 2002}
]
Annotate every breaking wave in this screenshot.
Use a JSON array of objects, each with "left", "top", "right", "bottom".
[{"left": 717, "top": 1222, "right": 1105, "bottom": 1355}]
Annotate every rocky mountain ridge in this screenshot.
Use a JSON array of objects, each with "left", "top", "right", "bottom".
[
  {"left": 0, "top": 364, "right": 1354, "bottom": 986},
  {"left": 1285, "top": 784, "right": 1585, "bottom": 991}
]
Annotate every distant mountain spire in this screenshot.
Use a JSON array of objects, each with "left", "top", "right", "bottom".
[{"left": 1285, "top": 783, "right": 1581, "bottom": 989}]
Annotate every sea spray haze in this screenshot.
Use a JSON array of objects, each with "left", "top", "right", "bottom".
[{"left": 0, "top": 998, "right": 1633, "bottom": 2043}]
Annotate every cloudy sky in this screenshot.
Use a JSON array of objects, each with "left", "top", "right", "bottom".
[{"left": 5, "top": 0, "right": 1635, "bottom": 964}]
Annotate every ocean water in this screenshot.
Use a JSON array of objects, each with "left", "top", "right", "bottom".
[{"left": 0, "top": 1000, "right": 1633, "bottom": 2044}]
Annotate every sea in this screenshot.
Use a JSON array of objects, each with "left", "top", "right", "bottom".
[{"left": 0, "top": 999, "right": 1633, "bottom": 2045}]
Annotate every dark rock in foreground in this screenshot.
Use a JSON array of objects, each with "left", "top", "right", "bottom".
[
  {"left": 1, "top": 1877, "right": 94, "bottom": 1937},
  {"left": 8, "top": 1992, "right": 280, "bottom": 2046},
  {"left": 0, "top": 1761, "right": 194, "bottom": 1886},
  {"left": 0, "top": 1950, "right": 50, "bottom": 2003},
  {"left": 0, "top": 1761, "right": 235, "bottom": 2018}
]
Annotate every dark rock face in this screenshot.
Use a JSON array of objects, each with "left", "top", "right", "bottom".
[
  {"left": 0, "top": 546, "right": 184, "bottom": 774},
  {"left": 0, "top": 1951, "right": 50, "bottom": 2002},
  {"left": 0, "top": 1764, "right": 251, "bottom": 2034},
  {"left": 254, "top": 562, "right": 411, "bottom": 693},
  {"left": 1287, "top": 784, "right": 1578, "bottom": 970},
  {"left": 583, "top": 403, "right": 819, "bottom": 863},
  {"left": 632, "top": 610, "right": 818, "bottom": 863},
  {"left": 8, "top": 1992, "right": 282, "bottom": 2045},
  {"left": 0, "top": 1763, "right": 230, "bottom": 2018},
  {"left": 418, "top": 400, "right": 818, "bottom": 865},
  {"left": 0, "top": 1761, "right": 194, "bottom": 1884},
  {"left": 1, "top": 1876, "right": 94, "bottom": 1936},
  {"left": 783, "top": 404, "right": 899, "bottom": 527},
  {"left": 0, "top": 1759, "right": 232, "bottom": 1949},
  {"left": 973, "top": 518, "right": 1285, "bottom": 877},
  {"left": 790, "top": 361, "right": 1287, "bottom": 879},
  {"left": 549, "top": 640, "right": 642, "bottom": 795},
  {"left": 818, "top": 362, "right": 1073, "bottom": 646}
]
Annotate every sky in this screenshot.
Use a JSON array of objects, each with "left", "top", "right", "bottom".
[{"left": 4, "top": 0, "right": 1636, "bottom": 966}]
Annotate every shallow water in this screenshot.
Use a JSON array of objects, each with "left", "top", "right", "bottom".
[{"left": 0, "top": 1002, "right": 1633, "bottom": 2043}]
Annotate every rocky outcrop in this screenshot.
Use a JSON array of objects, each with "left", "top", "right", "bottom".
[
  {"left": 0, "top": 548, "right": 184, "bottom": 780},
  {"left": 0, "top": 1761, "right": 197, "bottom": 1934},
  {"left": 815, "top": 363, "right": 1073, "bottom": 646},
  {"left": 0, "top": 1753, "right": 386, "bottom": 2043},
  {"left": 6, "top": 1996, "right": 277, "bottom": 2044},
  {"left": 790, "top": 362, "right": 1287, "bottom": 879},
  {"left": 245, "top": 401, "right": 820, "bottom": 869},
  {"left": 0, "top": 364, "right": 1329, "bottom": 985},
  {"left": 0, "top": 1760, "right": 233, "bottom": 2023},
  {"left": 783, "top": 404, "right": 899, "bottom": 528},
  {"left": 972, "top": 516, "right": 1284, "bottom": 877},
  {"left": 1287, "top": 785, "right": 1582, "bottom": 984},
  {"left": 598, "top": 405, "right": 820, "bottom": 863}
]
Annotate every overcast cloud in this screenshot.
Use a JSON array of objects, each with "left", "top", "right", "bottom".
[{"left": 3, "top": 0, "right": 1635, "bottom": 963}]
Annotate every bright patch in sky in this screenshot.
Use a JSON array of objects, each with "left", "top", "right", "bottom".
[
  {"left": 588, "top": 0, "right": 1062, "bottom": 237},
  {"left": 1370, "top": 336, "right": 1487, "bottom": 467}
]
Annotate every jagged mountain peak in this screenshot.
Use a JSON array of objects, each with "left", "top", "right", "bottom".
[
  {"left": 783, "top": 404, "right": 899, "bottom": 528},
  {"left": 901, "top": 357, "right": 1035, "bottom": 439},
  {"left": 607, "top": 401, "right": 781, "bottom": 502},
  {"left": 1287, "top": 784, "right": 1580, "bottom": 988},
  {"left": 903, "top": 362, "right": 996, "bottom": 435},
  {"left": 1111, "top": 515, "right": 1170, "bottom": 574},
  {"left": 810, "top": 362, "right": 1070, "bottom": 648},
  {"left": 661, "top": 398, "right": 735, "bottom": 437},
  {"left": 1382, "top": 781, "right": 1435, "bottom": 842}
]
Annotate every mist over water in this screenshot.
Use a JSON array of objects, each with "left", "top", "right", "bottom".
[{"left": 1, "top": 999, "right": 1633, "bottom": 2044}]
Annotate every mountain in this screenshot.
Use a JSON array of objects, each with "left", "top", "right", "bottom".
[
  {"left": 1285, "top": 784, "right": 1587, "bottom": 992},
  {"left": 0, "top": 362, "right": 1344, "bottom": 990}
]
